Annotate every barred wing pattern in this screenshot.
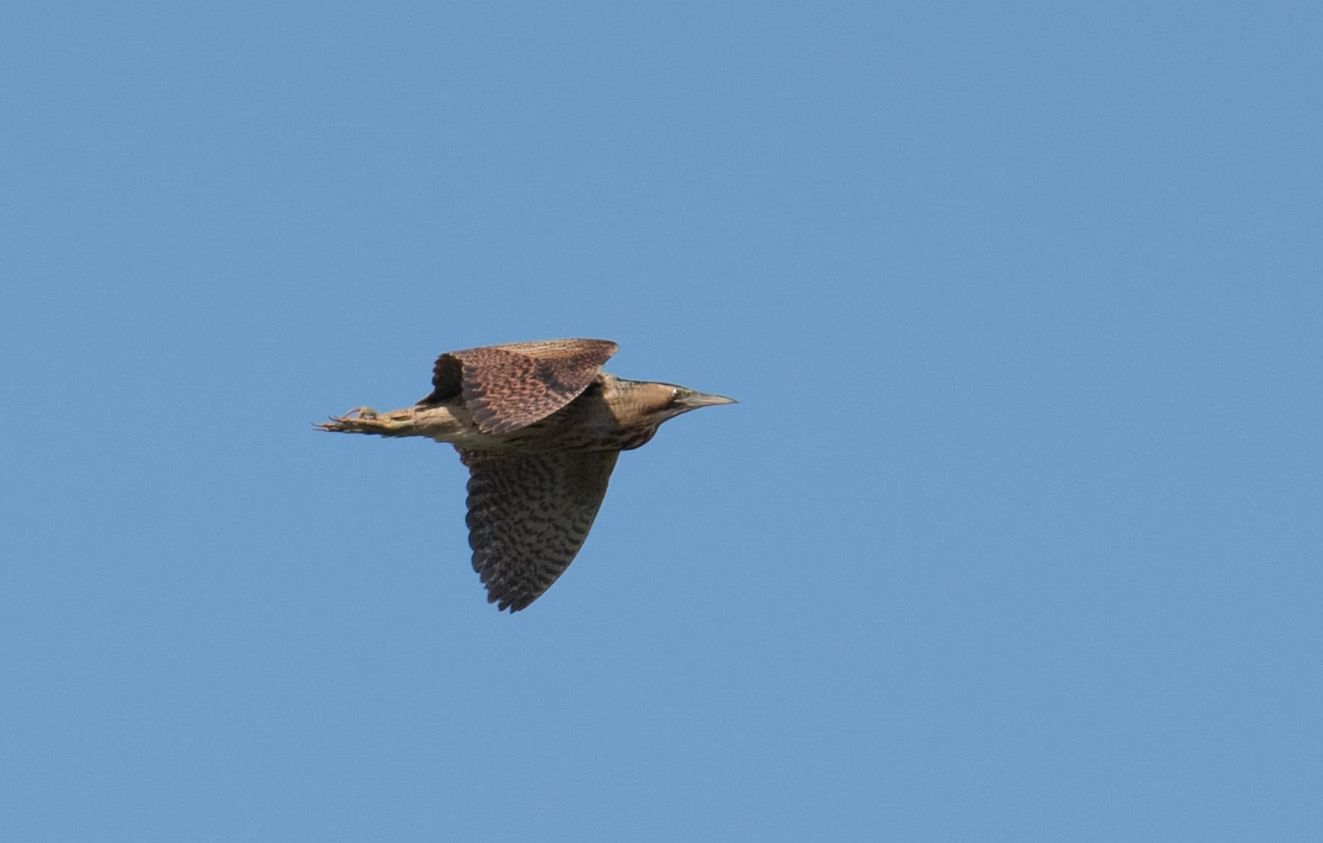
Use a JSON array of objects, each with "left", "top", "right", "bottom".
[
  {"left": 422, "top": 338, "right": 618, "bottom": 433},
  {"left": 459, "top": 448, "right": 620, "bottom": 611}
]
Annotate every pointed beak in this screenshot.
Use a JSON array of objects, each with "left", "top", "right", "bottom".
[{"left": 677, "top": 390, "right": 738, "bottom": 410}]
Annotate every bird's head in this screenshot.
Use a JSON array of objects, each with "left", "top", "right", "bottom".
[{"left": 607, "top": 376, "right": 737, "bottom": 431}]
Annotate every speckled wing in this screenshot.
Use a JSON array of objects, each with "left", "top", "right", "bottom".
[
  {"left": 459, "top": 448, "right": 620, "bottom": 612},
  {"left": 420, "top": 338, "right": 618, "bottom": 434}
]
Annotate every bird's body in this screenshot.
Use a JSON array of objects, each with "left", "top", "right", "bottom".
[
  {"left": 319, "top": 339, "right": 734, "bottom": 612},
  {"left": 333, "top": 374, "right": 670, "bottom": 453}
]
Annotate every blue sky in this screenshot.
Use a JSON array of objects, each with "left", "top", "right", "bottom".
[{"left": 3, "top": 2, "right": 1321, "bottom": 840}]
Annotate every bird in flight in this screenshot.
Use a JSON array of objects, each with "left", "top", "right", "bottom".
[{"left": 318, "top": 338, "right": 735, "bottom": 612}]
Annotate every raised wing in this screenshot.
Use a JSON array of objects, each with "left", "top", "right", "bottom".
[
  {"left": 459, "top": 448, "right": 620, "bottom": 612},
  {"left": 420, "top": 338, "right": 618, "bottom": 433}
]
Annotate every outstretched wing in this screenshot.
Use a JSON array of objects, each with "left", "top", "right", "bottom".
[
  {"left": 459, "top": 448, "right": 620, "bottom": 612},
  {"left": 420, "top": 338, "right": 618, "bottom": 433}
]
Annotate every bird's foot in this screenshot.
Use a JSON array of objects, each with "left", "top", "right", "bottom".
[
  {"left": 316, "top": 406, "right": 384, "bottom": 433},
  {"left": 316, "top": 406, "right": 422, "bottom": 436}
]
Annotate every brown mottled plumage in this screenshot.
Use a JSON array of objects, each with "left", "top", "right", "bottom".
[{"left": 318, "top": 338, "right": 735, "bottom": 612}]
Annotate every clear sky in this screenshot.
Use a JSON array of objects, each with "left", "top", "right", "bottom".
[{"left": 3, "top": 2, "right": 1320, "bottom": 840}]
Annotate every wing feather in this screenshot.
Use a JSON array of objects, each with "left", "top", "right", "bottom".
[
  {"left": 459, "top": 448, "right": 619, "bottom": 611},
  {"left": 419, "top": 338, "right": 617, "bottom": 433}
]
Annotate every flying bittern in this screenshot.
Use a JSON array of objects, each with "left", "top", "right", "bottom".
[{"left": 319, "top": 338, "right": 735, "bottom": 612}]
